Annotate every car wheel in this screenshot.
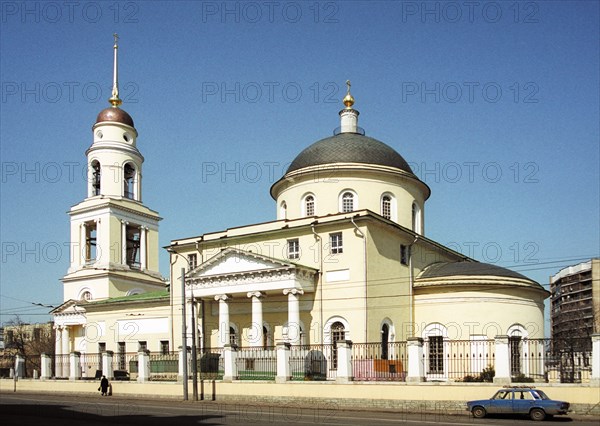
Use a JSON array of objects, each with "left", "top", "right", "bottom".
[
  {"left": 530, "top": 408, "right": 546, "bottom": 421},
  {"left": 472, "top": 406, "right": 486, "bottom": 418}
]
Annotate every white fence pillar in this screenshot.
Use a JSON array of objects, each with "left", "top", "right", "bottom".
[
  {"left": 69, "top": 352, "right": 81, "bottom": 381},
  {"left": 14, "top": 354, "right": 25, "bottom": 378},
  {"left": 137, "top": 350, "right": 150, "bottom": 383},
  {"left": 336, "top": 340, "right": 353, "bottom": 383},
  {"left": 493, "top": 335, "right": 511, "bottom": 384},
  {"left": 276, "top": 342, "right": 291, "bottom": 383},
  {"left": 178, "top": 346, "right": 190, "bottom": 381},
  {"left": 41, "top": 353, "right": 52, "bottom": 380},
  {"left": 591, "top": 334, "right": 600, "bottom": 387},
  {"left": 102, "top": 351, "right": 114, "bottom": 380},
  {"left": 406, "top": 337, "right": 425, "bottom": 382},
  {"left": 223, "top": 344, "right": 238, "bottom": 382}
]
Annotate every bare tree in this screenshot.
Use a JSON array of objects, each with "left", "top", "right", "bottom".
[{"left": 4, "top": 316, "right": 55, "bottom": 377}]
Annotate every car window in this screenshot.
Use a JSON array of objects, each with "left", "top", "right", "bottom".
[
  {"left": 493, "top": 391, "right": 510, "bottom": 400},
  {"left": 532, "top": 390, "right": 549, "bottom": 400}
]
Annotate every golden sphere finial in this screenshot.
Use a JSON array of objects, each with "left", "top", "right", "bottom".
[{"left": 343, "top": 79, "right": 355, "bottom": 108}]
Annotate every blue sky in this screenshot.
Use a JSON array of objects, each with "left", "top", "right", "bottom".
[{"left": 1, "top": 1, "right": 598, "bottom": 329}]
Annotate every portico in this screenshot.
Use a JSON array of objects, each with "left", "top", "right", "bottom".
[{"left": 186, "top": 248, "right": 317, "bottom": 347}]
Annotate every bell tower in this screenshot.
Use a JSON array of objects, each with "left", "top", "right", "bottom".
[{"left": 61, "top": 35, "right": 164, "bottom": 303}]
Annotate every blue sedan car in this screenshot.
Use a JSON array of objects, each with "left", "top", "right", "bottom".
[{"left": 466, "top": 387, "right": 570, "bottom": 421}]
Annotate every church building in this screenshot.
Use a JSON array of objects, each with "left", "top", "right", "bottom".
[{"left": 52, "top": 38, "right": 549, "bottom": 380}]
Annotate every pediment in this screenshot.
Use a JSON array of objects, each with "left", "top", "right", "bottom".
[
  {"left": 188, "top": 248, "right": 297, "bottom": 279},
  {"left": 51, "top": 299, "right": 86, "bottom": 315}
]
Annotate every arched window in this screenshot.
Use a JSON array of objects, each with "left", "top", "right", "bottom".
[
  {"left": 305, "top": 195, "right": 315, "bottom": 217},
  {"left": 124, "top": 163, "right": 136, "bottom": 200},
  {"left": 331, "top": 321, "right": 345, "bottom": 368},
  {"left": 229, "top": 326, "right": 238, "bottom": 347},
  {"left": 279, "top": 201, "right": 287, "bottom": 220},
  {"left": 381, "top": 195, "right": 392, "bottom": 220},
  {"left": 381, "top": 323, "right": 389, "bottom": 360},
  {"left": 80, "top": 290, "right": 92, "bottom": 301},
  {"left": 341, "top": 192, "right": 354, "bottom": 213},
  {"left": 91, "top": 161, "right": 101, "bottom": 196}
]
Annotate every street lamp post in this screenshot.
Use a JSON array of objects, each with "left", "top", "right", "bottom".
[
  {"left": 190, "top": 289, "right": 198, "bottom": 401},
  {"left": 180, "top": 267, "right": 188, "bottom": 401}
]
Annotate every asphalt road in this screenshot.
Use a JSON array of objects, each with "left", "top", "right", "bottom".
[{"left": 0, "top": 392, "right": 598, "bottom": 425}]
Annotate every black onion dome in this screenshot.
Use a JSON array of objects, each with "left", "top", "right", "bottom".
[
  {"left": 419, "top": 262, "right": 533, "bottom": 281},
  {"left": 286, "top": 133, "right": 414, "bottom": 175},
  {"left": 96, "top": 107, "right": 134, "bottom": 127}
]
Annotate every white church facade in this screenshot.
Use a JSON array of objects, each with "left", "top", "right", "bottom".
[{"left": 51, "top": 38, "right": 549, "bottom": 381}]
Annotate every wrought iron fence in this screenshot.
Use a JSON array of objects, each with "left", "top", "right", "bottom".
[
  {"left": 149, "top": 352, "right": 178, "bottom": 381},
  {"left": 423, "top": 339, "right": 496, "bottom": 382},
  {"left": 197, "top": 348, "right": 224, "bottom": 380},
  {"left": 235, "top": 347, "right": 277, "bottom": 380},
  {"left": 517, "top": 338, "right": 592, "bottom": 383},
  {"left": 352, "top": 342, "right": 407, "bottom": 381},
  {"left": 289, "top": 344, "right": 336, "bottom": 381}
]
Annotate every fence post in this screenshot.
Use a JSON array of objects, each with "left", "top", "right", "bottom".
[
  {"left": 102, "top": 351, "right": 114, "bottom": 380},
  {"left": 276, "top": 342, "right": 291, "bottom": 383},
  {"left": 493, "top": 335, "right": 511, "bottom": 384},
  {"left": 14, "top": 354, "right": 25, "bottom": 378},
  {"left": 406, "top": 337, "right": 425, "bottom": 382},
  {"left": 41, "top": 353, "right": 52, "bottom": 380},
  {"left": 137, "top": 350, "right": 150, "bottom": 383},
  {"left": 591, "top": 334, "right": 600, "bottom": 387},
  {"left": 69, "top": 352, "right": 81, "bottom": 381},
  {"left": 336, "top": 340, "right": 353, "bottom": 383},
  {"left": 223, "top": 344, "right": 238, "bottom": 382},
  {"left": 178, "top": 346, "right": 190, "bottom": 381}
]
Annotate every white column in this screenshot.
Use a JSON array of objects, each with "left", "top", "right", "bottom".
[
  {"left": 137, "top": 350, "right": 150, "bottom": 383},
  {"left": 121, "top": 220, "right": 128, "bottom": 264},
  {"left": 223, "top": 344, "right": 238, "bottom": 382},
  {"left": 69, "top": 352, "right": 81, "bottom": 380},
  {"left": 406, "top": 337, "right": 425, "bottom": 382},
  {"left": 591, "top": 334, "right": 600, "bottom": 387},
  {"left": 15, "top": 354, "right": 25, "bottom": 378},
  {"left": 215, "top": 295, "right": 231, "bottom": 347},
  {"left": 102, "top": 351, "right": 114, "bottom": 380},
  {"left": 62, "top": 326, "right": 70, "bottom": 377},
  {"left": 336, "top": 340, "right": 353, "bottom": 383},
  {"left": 80, "top": 223, "right": 87, "bottom": 265},
  {"left": 493, "top": 335, "right": 511, "bottom": 385},
  {"left": 283, "top": 288, "right": 303, "bottom": 345},
  {"left": 247, "top": 291, "right": 264, "bottom": 347},
  {"left": 95, "top": 219, "right": 100, "bottom": 263},
  {"left": 275, "top": 342, "right": 291, "bottom": 383},
  {"left": 41, "top": 353, "right": 52, "bottom": 380},
  {"left": 140, "top": 226, "right": 147, "bottom": 270}
]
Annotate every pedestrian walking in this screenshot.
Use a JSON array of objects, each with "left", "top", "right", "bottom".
[{"left": 99, "top": 375, "right": 109, "bottom": 396}]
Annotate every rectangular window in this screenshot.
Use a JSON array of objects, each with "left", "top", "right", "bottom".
[
  {"left": 126, "top": 225, "right": 141, "bottom": 268},
  {"left": 160, "top": 340, "right": 169, "bottom": 355},
  {"left": 85, "top": 221, "right": 97, "bottom": 263},
  {"left": 98, "top": 342, "right": 106, "bottom": 369},
  {"left": 187, "top": 254, "right": 198, "bottom": 270},
  {"left": 33, "top": 328, "right": 41, "bottom": 342},
  {"left": 330, "top": 232, "right": 343, "bottom": 254},
  {"left": 428, "top": 336, "right": 444, "bottom": 374},
  {"left": 509, "top": 336, "right": 522, "bottom": 376},
  {"left": 287, "top": 239, "right": 300, "bottom": 260},
  {"left": 400, "top": 245, "right": 409, "bottom": 265},
  {"left": 118, "top": 342, "right": 126, "bottom": 370}
]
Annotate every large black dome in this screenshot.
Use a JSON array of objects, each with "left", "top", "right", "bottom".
[{"left": 286, "top": 133, "right": 415, "bottom": 175}]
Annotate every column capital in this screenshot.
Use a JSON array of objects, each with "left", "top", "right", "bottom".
[
  {"left": 247, "top": 291, "right": 264, "bottom": 299},
  {"left": 121, "top": 220, "right": 129, "bottom": 225},
  {"left": 283, "top": 288, "right": 304, "bottom": 296},
  {"left": 215, "top": 294, "right": 231, "bottom": 302}
]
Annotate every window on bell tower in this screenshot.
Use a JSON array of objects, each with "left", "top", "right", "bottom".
[
  {"left": 304, "top": 195, "right": 315, "bottom": 217},
  {"left": 124, "top": 163, "right": 136, "bottom": 200},
  {"left": 341, "top": 191, "right": 355, "bottom": 213},
  {"left": 91, "top": 160, "right": 101, "bottom": 196},
  {"left": 85, "top": 222, "right": 97, "bottom": 263},
  {"left": 381, "top": 195, "right": 392, "bottom": 220},
  {"left": 126, "top": 225, "right": 141, "bottom": 268}
]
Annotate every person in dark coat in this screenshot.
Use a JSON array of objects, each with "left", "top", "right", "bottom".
[{"left": 100, "top": 375, "right": 109, "bottom": 396}]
